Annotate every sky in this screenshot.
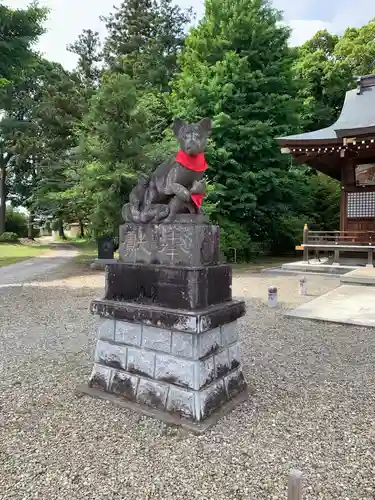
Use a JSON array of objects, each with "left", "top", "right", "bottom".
[{"left": 6, "top": 0, "right": 375, "bottom": 70}]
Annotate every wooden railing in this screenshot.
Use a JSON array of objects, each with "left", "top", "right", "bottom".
[{"left": 303, "top": 226, "right": 375, "bottom": 246}]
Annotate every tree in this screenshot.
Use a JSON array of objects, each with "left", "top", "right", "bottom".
[
  {"left": 102, "top": 0, "right": 193, "bottom": 92},
  {"left": 293, "top": 30, "right": 353, "bottom": 132},
  {"left": 294, "top": 20, "right": 375, "bottom": 134},
  {"left": 28, "top": 63, "right": 86, "bottom": 238},
  {"left": 72, "top": 72, "right": 147, "bottom": 235},
  {"left": 67, "top": 29, "right": 102, "bottom": 93},
  {"left": 169, "top": 0, "right": 303, "bottom": 252},
  {"left": 0, "top": 2, "right": 47, "bottom": 234},
  {"left": 0, "top": 2, "right": 47, "bottom": 85},
  {"left": 334, "top": 19, "right": 375, "bottom": 76}
]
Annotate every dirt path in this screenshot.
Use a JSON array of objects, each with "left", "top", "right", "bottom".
[{"left": 0, "top": 244, "right": 79, "bottom": 286}]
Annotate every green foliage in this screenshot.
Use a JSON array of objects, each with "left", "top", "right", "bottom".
[
  {"left": 0, "top": 1, "right": 371, "bottom": 260},
  {"left": 5, "top": 207, "right": 28, "bottom": 237},
  {"left": 102, "top": 0, "right": 193, "bottom": 91},
  {"left": 50, "top": 219, "right": 60, "bottom": 232},
  {"left": 294, "top": 21, "right": 375, "bottom": 132},
  {"left": 67, "top": 29, "right": 102, "bottom": 92},
  {"left": 305, "top": 173, "right": 340, "bottom": 230},
  {"left": 334, "top": 19, "right": 375, "bottom": 75},
  {"left": 216, "top": 218, "right": 253, "bottom": 261},
  {"left": 0, "top": 2, "right": 48, "bottom": 235},
  {"left": 73, "top": 73, "right": 147, "bottom": 235},
  {"left": 0, "top": 232, "right": 19, "bottom": 242},
  {"left": 0, "top": 3, "right": 48, "bottom": 86},
  {"left": 169, "top": 0, "right": 302, "bottom": 253}
]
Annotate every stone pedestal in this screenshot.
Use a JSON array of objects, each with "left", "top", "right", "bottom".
[{"left": 80, "top": 218, "right": 247, "bottom": 431}]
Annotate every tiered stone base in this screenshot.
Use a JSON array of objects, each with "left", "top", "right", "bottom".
[
  {"left": 85, "top": 300, "right": 246, "bottom": 424},
  {"left": 80, "top": 219, "right": 247, "bottom": 431}
]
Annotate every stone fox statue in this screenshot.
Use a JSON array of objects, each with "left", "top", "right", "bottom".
[{"left": 122, "top": 117, "right": 212, "bottom": 224}]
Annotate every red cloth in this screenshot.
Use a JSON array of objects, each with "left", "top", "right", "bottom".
[
  {"left": 175, "top": 150, "right": 208, "bottom": 172},
  {"left": 190, "top": 193, "right": 205, "bottom": 208},
  {"left": 175, "top": 150, "right": 208, "bottom": 208}
]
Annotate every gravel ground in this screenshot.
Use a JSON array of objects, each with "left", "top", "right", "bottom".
[{"left": 0, "top": 265, "right": 374, "bottom": 500}]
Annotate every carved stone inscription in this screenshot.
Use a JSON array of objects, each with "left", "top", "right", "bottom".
[{"left": 119, "top": 223, "right": 220, "bottom": 266}]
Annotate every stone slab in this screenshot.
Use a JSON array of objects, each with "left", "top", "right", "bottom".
[
  {"left": 92, "top": 343, "right": 234, "bottom": 391},
  {"left": 282, "top": 260, "right": 356, "bottom": 275},
  {"left": 104, "top": 262, "right": 232, "bottom": 310},
  {"left": 118, "top": 222, "right": 220, "bottom": 266},
  {"left": 88, "top": 357, "right": 246, "bottom": 419},
  {"left": 90, "top": 299, "right": 245, "bottom": 333},
  {"left": 340, "top": 267, "right": 375, "bottom": 285},
  {"left": 76, "top": 384, "right": 249, "bottom": 434},
  {"left": 96, "top": 318, "right": 239, "bottom": 360},
  {"left": 286, "top": 284, "right": 375, "bottom": 327},
  {"left": 90, "top": 259, "right": 118, "bottom": 270}
]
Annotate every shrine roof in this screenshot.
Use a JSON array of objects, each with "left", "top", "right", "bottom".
[{"left": 278, "top": 74, "right": 375, "bottom": 145}]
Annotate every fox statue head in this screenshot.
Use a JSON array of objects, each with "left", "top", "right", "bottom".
[{"left": 173, "top": 118, "right": 212, "bottom": 156}]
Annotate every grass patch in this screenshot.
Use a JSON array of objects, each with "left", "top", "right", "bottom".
[
  {"left": 0, "top": 242, "right": 50, "bottom": 267},
  {"left": 68, "top": 237, "right": 121, "bottom": 267},
  {"left": 67, "top": 238, "right": 97, "bottom": 266}
]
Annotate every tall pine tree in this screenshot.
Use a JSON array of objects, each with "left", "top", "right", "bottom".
[
  {"left": 67, "top": 29, "right": 102, "bottom": 94},
  {"left": 169, "top": 0, "right": 302, "bottom": 251},
  {"left": 102, "top": 0, "right": 193, "bottom": 92}
]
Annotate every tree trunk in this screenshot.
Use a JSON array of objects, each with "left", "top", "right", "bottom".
[
  {"left": 79, "top": 220, "right": 85, "bottom": 238},
  {"left": 0, "top": 166, "right": 6, "bottom": 235},
  {"left": 58, "top": 219, "right": 66, "bottom": 239},
  {"left": 28, "top": 213, "right": 35, "bottom": 240}
]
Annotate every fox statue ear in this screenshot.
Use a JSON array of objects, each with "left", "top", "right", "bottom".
[
  {"left": 173, "top": 117, "right": 187, "bottom": 137},
  {"left": 199, "top": 117, "right": 212, "bottom": 136}
]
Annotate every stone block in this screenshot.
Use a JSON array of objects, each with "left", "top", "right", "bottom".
[
  {"left": 98, "top": 318, "right": 115, "bottom": 341},
  {"left": 228, "top": 343, "right": 241, "bottom": 371},
  {"left": 215, "top": 349, "right": 230, "bottom": 378},
  {"left": 91, "top": 299, "right": 246, "bottom": 334},
  {"left": 115, "top": 320, "right": 142, "bottom": 346},
  {"left": 198, "top": 356, "right": 215, "bottom": 389},
  {"left": 127, "top": 348, "right": 155, "bottom": 378},
  {"left": 171, "top": 331, "right": 197, "bottom": 358},
  {"left": 166, "top": 386, "right": 196, "bottom": 420},
  {"left": 198, "top": 328, "right": 221, "bottom": 359},
  {"left": 118, "top": 221, "right": 221, "bottom": 266},
  {"left": 206, "top": 265, "right": 232, "bottom": 306},
  {"left": 137, "top": 379, "right": 168, "bottom": 411},
  {"left": 142, "top": 325, "right": 171, "bottom": 353},
  {"left": 155, "top": 353, "right": 195, "bottom": 389},
  {"left": 89, "top": 364, "right": 111, "bottom": 391},
  {"left": 104, "top": 262, "right": 232, "bottom": 310},
  {"left": 109, "top": 370, "right": 139, "bottom": 401},
  {"left": 198, "top": 380, "right": 226, "bottom": 420},
  {"left": 224, "top": 368, "right": 247, "bottom": 399},
  {"left": 94, "top": 340, "right": 127, "bottom": 371},
  {"left": 221, "top": 321, "right": 238, "bottom": 347}
]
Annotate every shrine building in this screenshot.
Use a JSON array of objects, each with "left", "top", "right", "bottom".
[{"left": 278, "top": 74, "right": 375, "bottom": 266}]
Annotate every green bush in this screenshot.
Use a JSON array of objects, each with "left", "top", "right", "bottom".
[
  {"left": 268, "top": 214, "right": 304, "bottom": 254},
  {"left": 51, "top": 219, "right": 60, "bottom": 231},
  {"left": 215, "top": 217, "right": 253, "bottom": 262},
  {"left": 0, "top": 232, "right": 20, "bottom": 242},
  {"left": 5, "top": 208, "right": 28, "bottom": 237}
]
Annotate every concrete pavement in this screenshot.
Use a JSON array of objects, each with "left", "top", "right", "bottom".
[{"left": 286, "top": 284, "right": 375, "bottom": 327}]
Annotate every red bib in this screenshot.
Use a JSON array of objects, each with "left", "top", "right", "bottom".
[
  {"left": 175, "top": 150, "right": 208, "bottom": 172},
  {"left": 175, "top": 150, "right": 208, "bottom": 208},
  {"left": 190, "top": 193, "right": 205, "bottom": 208}
]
